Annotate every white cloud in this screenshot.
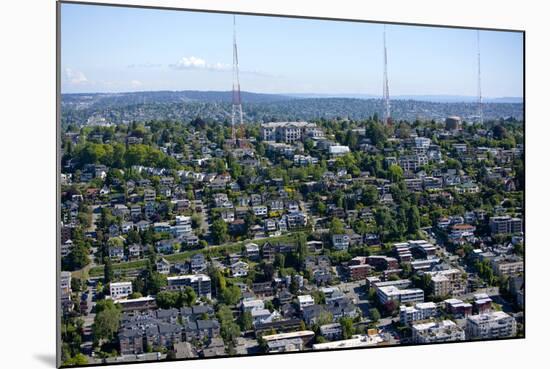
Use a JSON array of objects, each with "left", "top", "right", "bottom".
[
  {"left": 169, "top": 56, "right": 279, "bottom": 78},
  {"left": 130, "top": 80, "right": 143, "bottom": 87},
  {"left": 170, "top": 56, "right": 230, "bottom": 71},
  {"left": 64, "top": 68, "right": 88, "bottom": 84}
]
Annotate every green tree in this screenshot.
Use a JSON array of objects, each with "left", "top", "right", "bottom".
[
  {"left": 156, "top": 291, "right": 179, "bottom": 309},
  {"left": 239, "top": 311, "right": 253, "bottom": 331},
  {"left": 62, "top": 242, "right": 90, "bottom": 271},
  {"left": 144, "top": 271, "right": 167, "bottom": 295},
  {"left": 211, "top": 219, "right": 228, "bottom": 244},
  {"left": 182, "top": 286, "right": 197, "bottom": 306},
  {"left": 92, "top": 300, "right": 121, "bottom": 343},
  {"left": 274, "top": 253, "right": 286, "bottom": 269},
  {"left": 407, "top": 205, "right": 421, "bottom": 236},
  {"left": 104, "top": 258, "right": 114, "bottom": 285},
  {"left": 64, "top": 353, "right": 88, "bottom": 366},
  {"left": 221, "top": 284, "right": 242, "bottom": 305},
  {"left": 329, "top": 218, "right": 345, "bottom": 235},
  {"left": 369, "top": 308, "right": 381, "bottom": 322},
  {"left": 296, "top": 232, "right": 308, "bottom": 267},
  {"left": 340, "top": 317, "right": 355, "bottom": 339},
  {"left": 388, "top": 164, "right": 404, "bottom": 182},
  {"left": 317, "top": 310, "right": 334, "bottom": 326},
  {"left": 217, "top": 305, "right": 241, "bottom": 344}
]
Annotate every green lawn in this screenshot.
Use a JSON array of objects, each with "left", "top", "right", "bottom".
[{"left": 88, "top": 233, "right": 299, "bottom": 278}]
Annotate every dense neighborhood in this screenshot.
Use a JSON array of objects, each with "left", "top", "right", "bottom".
[{"left": 59, "top": 114, "right": 524, "bottom": 366}]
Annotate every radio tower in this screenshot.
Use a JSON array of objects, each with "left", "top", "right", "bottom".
[
  {"left": 383, "top": 25, "right": 391, "bottom": 125},
  {"left": 231, "top": 15, "right": 244, "bottom": 145},
  {"left": 477, "top": 30, "right": 483, "bottom": 125}
]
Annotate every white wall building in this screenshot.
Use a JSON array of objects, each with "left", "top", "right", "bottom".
[
  {"left": 466, "top": 311, "right": 517, "bottom": 340},
  {"left": 110, "top": 281, "right": 133, "bottom": 300},
  {"left": 399, "top": 302, "right": 437, "bottom": 325},
  {"left": 412, "top": 320, "right": 465, "bottom": 343},
  {"left": 298, "top": 295, "right": 315, "bottom": 310}
]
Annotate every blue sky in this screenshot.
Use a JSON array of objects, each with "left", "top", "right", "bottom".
[{"left": 61, "top": 3, "right": 524, "bottom": 97}]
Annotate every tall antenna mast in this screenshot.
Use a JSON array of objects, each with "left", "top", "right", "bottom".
[
  {"left": 383, "top": 25, "right": 391, "bottom": 125},
  {"left": 477, "top": 30, "right": 483, "bottom": 125},
  {"left": 231, "top": 15, "right": 244, "bottom": 144}
]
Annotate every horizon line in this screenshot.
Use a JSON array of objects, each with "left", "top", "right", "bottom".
[{"left": 60, "top": 89, "right": 524, "bottom": 100}]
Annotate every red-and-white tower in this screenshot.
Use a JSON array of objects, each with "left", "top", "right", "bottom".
[
  {"left": 231, "top": 15, "right": 244, "bottom": 144},
  {"left": 383, "top": 25, "right": 391, "bottom": 125},
  {"left": 477, "top": 30, "right": 483, "bottom": 125}
]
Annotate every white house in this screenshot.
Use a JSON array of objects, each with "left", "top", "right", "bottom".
[{"left": 110, "top": 281, "right": 133, "bottom": 300}]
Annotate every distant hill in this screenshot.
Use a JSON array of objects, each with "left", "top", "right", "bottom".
[
  {"left": 286, "top": 93, "right": 523, "bottom": 104},
  {"left": 62, "top": 90, "right": 295, "bottom": 106},
  {"left": 61, "top": 90, "right": 524, "bottom": 126}
]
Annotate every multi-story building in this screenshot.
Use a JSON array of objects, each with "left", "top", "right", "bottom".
[
  {"left": 60, "top": 271, "right": 72, "bottom": 313},
  {"left": 320, "top": 323, "right": 343, "bottom": 341},
  {"left": 110, "top": 281, "right": 133, "bottom": 300},
  {"left": 376, "top": 284, "right": 424, "bottom": 305},
  {"left": 119, "top": 329, "right": 145, "bottom": 355},
  {"left": 297, "top": 295, "right": 315, "bottom": 311},
  {"left": 444, "top": 298, "right": 473, "bottom": 317},
  {"left": 426, "top": 269, "right": 466, "bottom": 297},
  {"left": 466, "top": 311, "right": 517, "bottom": 340},
  {"left": 366, "top": 256, "right": 399, "bottom": 271},
  {"left": 173, "top": 215, "right": 192, "bottom": 236},
  {"left": 490, "top": 255, "right": 524, "bottom": 277},
  {"left": 489, "top": 216, "right": 523, "bottom": 235},
  {"left": 143, "top": 188, "right": 156, "bottom": 203},
  {"left": 408, "top": 240, "right": 437, "bottom": 259},
  {"left": 399, "top": 302, "right": 437, "bottom": 325},
  {"left": 61, "top": 239, "right": 73, "bottom": 258},
  {"left": 449, "top": 224, "right": 476, "bottom": 239},
  {"left": 405, "top": 178, "right": 423, "bottom": 192},
  {"left": 332, "top": 234, "right": 350, "bottom": 251},
  {"left": 473, "top": 293, "right": 493, "bottom": 314},
  {"left": 423, "top": 176, "right": 442, "bottom": 190},
  {"left": 414, "top": 137, "right": 432, "bottom": 150},
  {"left": 412, "top": 320, "right": 465, "bottom": 343},
  {"left": 156, "top": 258, "right": 171, "bottom": 274},
  {"left": 346, "top": 262, "right": 373, "bottom": 281},
  {"left": 261, "top": 122, "right": 321, "bottom": 143},
  {"left": 253, "top": 205, "right": 268, "bottom": 217},
  {"left": 245, "top": 243, "right": 260, "bottom": 260},
  {"left": 286, "top": 211, "right": 307, "bottom": 229},
  {"left": 398, "top": 154, "right": 429, "bottom": 172},
  {"left": 394, "top": 243, "right": 413, "bottom": 262},
  {"left": 167, "top": 274, "right": 212, "bottom": 298}
]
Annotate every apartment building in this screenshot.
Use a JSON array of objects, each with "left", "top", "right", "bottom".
[
  {"left": 426, "top": 269, "right": 466, "bottom": 297},
  {"left": 261, "top": 122, "right": 321, "bottom": 143},
  {"left": 491, "top": 256, "right": 524, "bottom": 277},
  {"left": 398, "top": 154, "right": 429, "bottom": 172},
  {"left": 399, "top": 302, "right": 437, "bottom": 325},
  {"left": 297, "top": 295, "right": 315, "bottom": 311},
  {"left": 445, "top": 298, "right": 473, "bottom": 317},
  {"left": 412, "top": 320, "right": 465, "bottom": 344},
  {"left": 110, "top": 281, "right": 133, "bottom": 300},
  {"left": 60, "top": 271, "right": 72, "bottom": 312},
  {"left": 466, "top": 311, "right": 517, "bottom": 340},
  {"left": 489, "top": 216, "right": 523, "bottom": 235},
  {"left": 167, "top": 274, "right": 212, "bottom": 298},
  {"left": 174, "top": 215, "right": 192, "bottom": 236},
  {"left": 375, "top": 282, "right": 424, "bottom": 305}
]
